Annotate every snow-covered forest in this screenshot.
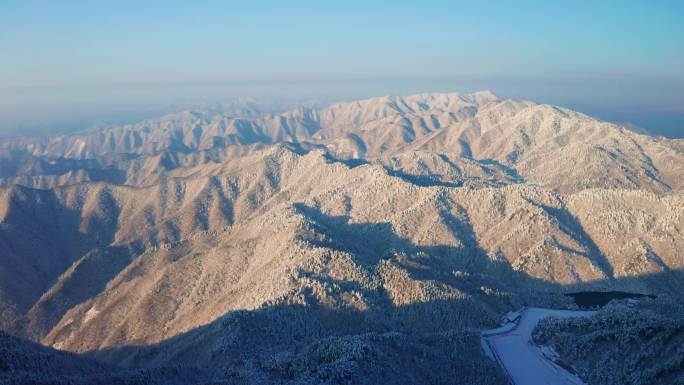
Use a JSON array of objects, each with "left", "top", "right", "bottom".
[{"left": 533, "top": 299, "right": 684, "bottom": 385}]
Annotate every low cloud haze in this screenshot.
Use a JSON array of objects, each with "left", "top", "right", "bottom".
[{"left": 2, "top": 75, "right": 682, "bottom": 137}]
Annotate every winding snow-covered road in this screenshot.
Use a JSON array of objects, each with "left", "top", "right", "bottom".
[{"left": 481, "top": 307, "right": 596, "bottom": 385}]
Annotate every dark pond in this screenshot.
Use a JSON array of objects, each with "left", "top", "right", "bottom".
[{"left": 565, "top": 291, "right": 656, "bottom": 308}]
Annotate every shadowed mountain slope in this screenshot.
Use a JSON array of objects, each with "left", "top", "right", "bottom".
[{"left": 0, "top": 146, "right": 680, "bottom": 352}]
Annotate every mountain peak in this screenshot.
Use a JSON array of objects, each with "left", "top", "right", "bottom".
[{"left": 469, "top": 89, "right": 499, "bottom": 102}]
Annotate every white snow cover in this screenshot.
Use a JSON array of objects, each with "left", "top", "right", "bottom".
[{"left": 482, "top": 307, "right": 596, "bottom": 385}]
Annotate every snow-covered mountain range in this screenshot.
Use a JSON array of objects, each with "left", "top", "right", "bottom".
[{"left": 1, "top": 92, "right": 683, "bottom": 384}]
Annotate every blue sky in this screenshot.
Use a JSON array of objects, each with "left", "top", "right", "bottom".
[{"left": 1, "top": 0, "right": 683, "bottom": 136}]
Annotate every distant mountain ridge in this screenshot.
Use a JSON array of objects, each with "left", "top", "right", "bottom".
[{"left": 1, "top": 91, "right": 682, "bottom": 194}]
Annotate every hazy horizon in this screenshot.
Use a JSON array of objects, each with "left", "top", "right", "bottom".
[
  {"left": 2, "top": 77, "right": 682, "bottom": 138},
  {"left": 1, "top": 1, "right": 683, "bottom": 137}
]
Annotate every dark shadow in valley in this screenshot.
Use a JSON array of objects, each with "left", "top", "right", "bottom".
[
  {"left": 80, "top": 268, "right": 684, "bottom": 384},
  {"left": 322, "top": 152, "right": 369, "bottom": 168},
  {"left": 4, "top": 202, "right": 683, "bottom": 384},
  {"left": 0, "top": 185, "right": 134, "bottom": 340},
  {"left": 10, "top": 245, "right": 136, "bottom": 341},
  {"left": 0, "top": 187, "right": 109, "bottom": 327},
  {"left": 526, "top": 199, "right": 616, "bottom": 279},
  {"left": 88, "top": 294, "right": 512, "bottom": 385},
  {"left": 337, "top": 157, "right": 370, "bottom": 168},
  {"left": 291, "top": 202, "right": 546, "bottom": 295},
  {"left": 565, "top": 290, "right": 657, "bottom": 308},
  {"left": 475, "top": 158, "right": 526, "bottom": 183},
  {"left": 382, "top": 167, "right": 464, "bottom": 187}
]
